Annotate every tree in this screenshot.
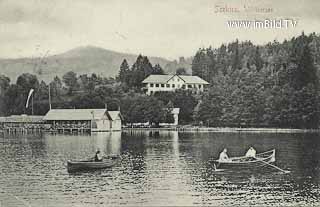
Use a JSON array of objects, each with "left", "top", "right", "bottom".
[
  {"left": 16, "top": 73, "right": 39, "bottom": 91},
  {"left": 192, "top": 48, "right": 206, "bottom": 78},
  {"left": 254, "top": 46, "right": 263, "bottom": 71},
  {"left": 118, "top": 59, "right": 130, "bottom": 84},
  {"left": 0, "top": 75, "right": 10, "bottom": 94},
  {"left": 50, "top": 76, "right": 63, "bottom": 98},
  {"left": 62, "top": 71, "right": 78, "bottom": 95},
  {"left": 295, "top": 45, "right": 318, "bottom": 89},
  {"left": 152, "top": 64, "right": 165, "bottom": 75},
  {"left": 176, "top": 68, "right": 187, "bottom": 75},
  {"left": 4, "top": 84, "right": 24, "bottom": 115},
  {"left": 131, "top": 55, "right": 154, "bottom": 88},
  {"left": 230, "top": 39, "right": 240, "bottom": 71},
  {"left": 0, "top": 75, "right": 10, "bottom": 115},
  {"left": 154, "top": 90, "right": 198, "bottom": 124}
]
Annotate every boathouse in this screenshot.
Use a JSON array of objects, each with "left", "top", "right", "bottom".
[
  {"left": 0, "top": 114, "right": 46, "bottom": 133},
  {"left": 43, "top": 109, "right": 123, "bottom": 132}
]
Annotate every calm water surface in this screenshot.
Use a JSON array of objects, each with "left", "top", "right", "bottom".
[{"left": 0, "top": 131, "right": 319, "bottom": 206}]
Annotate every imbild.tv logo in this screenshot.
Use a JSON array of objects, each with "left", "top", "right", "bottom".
[{"left": 227, "top": 19, "right": 298, "bottom": 29}]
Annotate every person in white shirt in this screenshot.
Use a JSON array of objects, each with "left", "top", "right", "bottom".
[
  {"left": 94, "top": 150, "right": 103, "bottom": 162},
  {"left": 219, "top": 148, "right": 229, "bottom": 161},
  {"left": 245, "top": 147, "right": 256, "bottom": 158}
]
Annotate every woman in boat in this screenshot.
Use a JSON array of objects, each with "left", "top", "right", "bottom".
[
  {"left": 219, "top": 148, "right": 229, "bottom": 161},
  {"left": 245, "top": 147, "right": 256, "bottom": 158},
  {"left": 95, "top": 150, "right": 103, "bottom": 162}
]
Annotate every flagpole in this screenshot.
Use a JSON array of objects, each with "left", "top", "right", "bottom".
[
  {"left": 32, "top": 93, "right": 34, "bottom": 115},
  {"left": 48, "top": 83, "right": 52, "bottom": 110}
]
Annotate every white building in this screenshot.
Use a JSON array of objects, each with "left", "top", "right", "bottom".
[
  {"left": 159, "top": 108, "right": 180, "bottom": 126},
  {"left": 142, "top": 74, "right": 209, "bottom": 95},
  {"left": 43, "top": 109, "right": 123, "bottom": 132}
]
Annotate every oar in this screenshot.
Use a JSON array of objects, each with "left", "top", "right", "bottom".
[{"left": 255, "top": 157, "right": 290, "bottom": 174}]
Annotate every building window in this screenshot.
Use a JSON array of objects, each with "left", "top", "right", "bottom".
[
  {"left": 182, "top": 85, "right": 186, "bottom": 89},
  {"left": 156, "top": 84, "right": 159, "bottom": 87},
  {"left": 199, "top": 85, "right": 202, "bottom": 89},
  {"left": 161, "top": 84, "right": 165, "bottom": 87},
  {"left": 172, "top": 84, "right": 175, "bottom": 88},
  {"left": 188, "top": 84, "right": 193, "bottom": 88},
  {"left": 166, "top": 84, "right": 170, "bottom": 88},
  {"left": 150, "top": 83, "right": 154, "bottom": 87}
]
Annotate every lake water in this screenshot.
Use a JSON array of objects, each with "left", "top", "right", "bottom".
[{"left": 0, "top": 131, "right": 319, "bottom": 206}]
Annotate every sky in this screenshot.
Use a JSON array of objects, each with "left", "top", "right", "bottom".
[{"left": 0, "top": 0, "right": 319, "bottom": 60}]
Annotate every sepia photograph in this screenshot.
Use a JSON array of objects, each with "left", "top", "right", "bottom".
[{"left": 0, "top": 0, "right": 319, "bottom": 206}]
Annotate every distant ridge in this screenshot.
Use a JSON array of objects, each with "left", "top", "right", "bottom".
[{"left": 0, "top": 46, "right": 171, "bottom": 82}]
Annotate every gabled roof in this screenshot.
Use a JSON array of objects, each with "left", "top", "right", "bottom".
[
  {"left": 43, "top": 109, "right": 123, "bottom": 121},
  {"left": 43, "top": 109, "right": 108, "bottom": 121},
  {"left": 108, "top": 111, "right": 124, "bottom": 121},
  {"left": 178, "top": 75, "right": 209, "bottom": 84},
  {"left": 142, "top": 75, "right": 172, "bottom": 83},
  {"left": 142, "top": 74, "right": 209, "bottom": 84}
]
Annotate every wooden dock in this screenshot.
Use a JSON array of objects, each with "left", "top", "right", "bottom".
[{"left": 48, "top": 128, "right": 91, "bottom": 134}]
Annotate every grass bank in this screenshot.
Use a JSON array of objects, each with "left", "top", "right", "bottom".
[{"left": 123, "top": 127, "right": 320, "bottom": 133}]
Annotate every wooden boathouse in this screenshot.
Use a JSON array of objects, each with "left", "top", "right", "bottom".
[
  {"left": 43, "top": 109, "right": 123, "bottom": 133},
  {"left": 0, "top": 114, "right": 47, "bottom": 133}
]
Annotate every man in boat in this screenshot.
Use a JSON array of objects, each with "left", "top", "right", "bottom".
[
  {"left": 219, "top": 148, "right": 229, "bottom": 161},
  {"left": 245, "top": 147, "right": 256, "bottom": 158},
  {"left": 94, "top": 150, "right": 103, "bottom": 162}
]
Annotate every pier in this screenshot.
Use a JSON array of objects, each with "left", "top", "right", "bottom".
[{"left": 0, "top": 115, "right": 47, "bottom": 134}]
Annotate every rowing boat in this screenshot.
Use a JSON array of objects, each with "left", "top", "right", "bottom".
[
  {"left": 67, "top": 155, "right": 120, "bottom": 172},
  {"left": 213, "top": 149, "right": 275, "bottom": 170}
]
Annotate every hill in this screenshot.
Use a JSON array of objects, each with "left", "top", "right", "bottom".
[{"left": 0, "top": 46, "right": 172, "bottom": 82}]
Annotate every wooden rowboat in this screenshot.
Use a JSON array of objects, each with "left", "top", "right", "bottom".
[
  {"left": 67, "top": 155, "right": 120, "bottom": 173},
  {"left": 213, "top": 149, "right": 275, "bottom": 170}
]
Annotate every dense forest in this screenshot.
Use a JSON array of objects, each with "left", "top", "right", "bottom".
[
  {"left": 0, "top": 32, "right": 319, "bottom": 128},
  {"left": 193, "top": 32, "right": 319, "bottom": 128}
]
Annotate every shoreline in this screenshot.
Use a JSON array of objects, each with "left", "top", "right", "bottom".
[{"left": 123, "top": 127, "right": 320, "bottom": 133}]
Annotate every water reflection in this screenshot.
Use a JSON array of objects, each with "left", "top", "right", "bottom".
[{"left": 0, "top": 131, "right": 319, "bottom": 206}]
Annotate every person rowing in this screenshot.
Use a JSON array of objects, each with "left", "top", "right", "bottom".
[
  {"left": 219, "top": 148, "right": 230, "bottom": 162},
  {"left": 245, "top": 147, "right": 256, "bottom": 158},
  {"left": 94, "top": 149, "right": 103, "bottom": 162}
]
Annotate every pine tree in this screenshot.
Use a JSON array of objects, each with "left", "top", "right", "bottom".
[
  {"left": 254, "top": 46, "right": 263, "bottom": 71},
  {"left": 118, "top": 59, "right": 130, "bottom": 84},
  {"left": 231, "top": 40, "right": 240, "bottom": 71},
  {"left": 131, "top": 55, "right": 153, "bottom": 88}
]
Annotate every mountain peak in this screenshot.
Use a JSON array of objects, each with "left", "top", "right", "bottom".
[{"left": 0, "top": 46, "right": 173, "bottom": 82}]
